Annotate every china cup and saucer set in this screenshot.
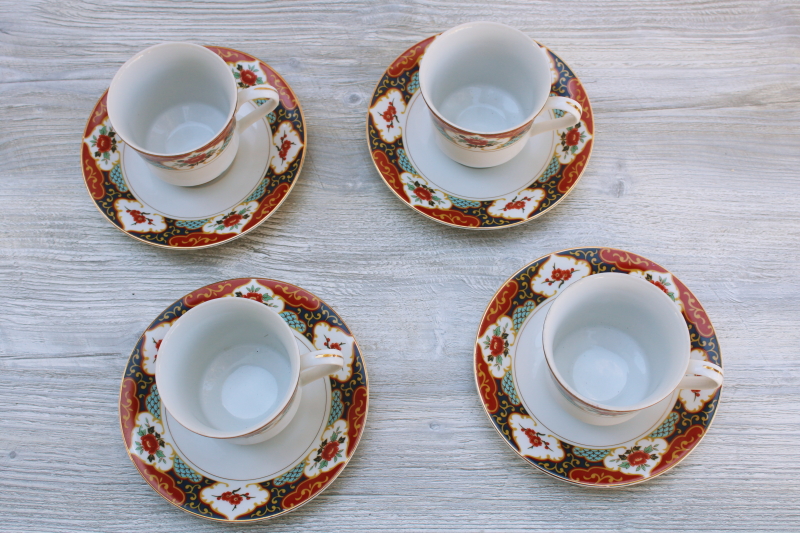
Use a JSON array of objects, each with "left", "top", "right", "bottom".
[{"left": 80, "top": 22, "right": 723, "bottom": 522}]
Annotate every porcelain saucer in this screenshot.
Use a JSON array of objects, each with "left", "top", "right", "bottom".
[
  {"left": 119, "top": 279, "right": 368, "bottom": 521},
  {"left": 83, "top": 47, "right": 305, "bottom": 249},
  {"left": 475, "top": 248, "right": 722, "bottom": 486},
  {"left": 367, "top": 37, "right": 593, "bottom": 229}
]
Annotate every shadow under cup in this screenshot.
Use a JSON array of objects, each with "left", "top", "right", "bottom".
[
  {"left": 107, "top": 43, "right": 236, "bottom": 156},
  {"left": 543, "top": 273, "right": 690, "bottom": 414},
  {"left": 421, "top": 23, "right": 551, "bottom": 134},
  {"left": 156, "top": 298, "right": 299, "bottom": 439}
]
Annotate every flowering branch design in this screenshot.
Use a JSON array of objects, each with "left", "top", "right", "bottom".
[
  {"left": 406, "top": 180, "right": 443, "bottom": 207},
  {"left": 312, "top": 429, "right": 346, "bottom": 470},
  {"left": 521, "top": 428, "right": 553, "bottom": 451},
  {"left": 502, "top": 196, "right": 533, "bottom": 212},
  {"left": 234, "top": 285, "right": 277, "bottom": 307},
  {"left": 324, "top": 335, "right": 345, "bottom": 351},
  {"left": 559, "top": 122, "right": 586, "bottom": 155},
  {"left": 483, "top": 324, "right": 510, "bottom": 369},
  {"left": 211, "top": 206, "right": 252, "bottom": 231},
  {"left": 125, "top": 207, "right": 154, "bottom": 226},
  {"left": 89, "top": 125, "right": 118, "bottom": 160},
  {"left": 381, "top": 99, "right": 399, "bottom": 130},
  {"left": 612, "top": 444, "right": 659, "bottom": 472},
  {"left": 213, "top": 488, "right": 253, "bottom": 511},
  {"left": 135, "top": 419, "right": 166, "bottom": 464},
  {"left": 543, "top": 266, "right": 576, "bottom": 288}
]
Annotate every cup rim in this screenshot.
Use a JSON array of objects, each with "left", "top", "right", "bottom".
[
  {"left": 419, "top": 21, "right": 549, "bottom": 136},
  {"left": 107, "top": 42, "right": 238, "bottom": 158},
  {"left": 154, "top": 296, "right": 301, "bottom": 440},
  {"left": 541, "top": 272, "right": 691, "bottom": 414}
]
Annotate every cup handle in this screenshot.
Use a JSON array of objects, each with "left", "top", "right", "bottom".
[
  {"left": 235, "top": 84, "right": 280, "bottom": 132},
  {"left": 527, "top": 96, "right": 582, "bottom": 138},
  {"left": 676, "top": 359, "right": 724, "bottom": 390},
  {"left": 298, "top": 349, "right": 344, "bottom": 386}
]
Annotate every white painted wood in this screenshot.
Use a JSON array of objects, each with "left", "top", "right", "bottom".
[{"left": 1, "top": 0, "right": 799, "bottom": 530}]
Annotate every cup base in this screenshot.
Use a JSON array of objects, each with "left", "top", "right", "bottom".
[
  {"left": 150, "top": 133, "right": 240, "bottom": 187},
  {"left": 434, "top": 130, "right": 527, "bottom": 168}
]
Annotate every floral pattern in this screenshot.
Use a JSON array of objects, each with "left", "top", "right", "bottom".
[
  {"left": 313, "top": 322, "right": 355, "bottom": 382},
  {"left": 141, "top": 321, "right": 172, "bottom": 375},
  {"left": 369, "top": 37, "right": 593, "bottom": 229},
  {"left": 479, "top": 316, "right": 515, "bottom": 378},
  {"left": 555, "top": 120, "right": 592, "bottom": 165},
  {"left": 227, "top": 279, "right": 285, "bottom": 313},
  {"left": 121, "top": 279, "right": 368, "bottom": 521},
  {"left": 202, "top": 202, "right": 258, "bottom": 235},
  {"left": 82, "top": 47, "right": 304, "bottom": 249},
  {"left": 475, "top": 248, "right": 722, "bottom": 486},
  {"left": 629, "top": 270, "right": 683, "bottom": 311}
]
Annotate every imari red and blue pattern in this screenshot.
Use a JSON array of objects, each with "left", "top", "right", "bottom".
[
  {"left": 368, "top": 37, "right": 594, "bottom": 229},
  {"left": 82, "top": 47, "right": 305, "bottom": 249},
  {"left": 120, "top": 279, "right": 368, "bottom": 521},
  {"left": 475, "top": 248, "right": 722, "bottom": 486}
]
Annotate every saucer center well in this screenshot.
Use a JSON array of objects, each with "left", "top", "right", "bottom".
[
  {"left": 122, "top": 102, "right": 272, "bottom": 220},
  {"left": 402, "top": 93, "right": 555, "bottom": 201}
]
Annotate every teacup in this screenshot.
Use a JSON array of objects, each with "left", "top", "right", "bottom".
[
  {"left": 542, "top": 273, "right": 723, "bottom": 426},
  {"left": 419, "top": 21, "right": 582, "bottom": 168},
  {"left": 155, "top": 297, "right": 344, "bottom": 445},
  {"left": 107, "top": 42, "right": 279, "bottom": 187}
]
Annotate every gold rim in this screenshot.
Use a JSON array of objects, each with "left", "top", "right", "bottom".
[
  {"left": 365, "top": 37, "right": 594, "bottom": 231},
  {"left": 118, "top": 278, "right": 370, "bottom": 521},
  {"left": 472, "top": 247, "right": 721, "bottom": 488},
  {"left": 81, "top": 47, "right": 306, "bottom": 251}
]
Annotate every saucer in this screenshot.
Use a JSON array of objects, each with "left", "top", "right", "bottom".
[
  {"left": 368, "top": 37, "right": 593, "bottom": 229},
  {"left": 83, "top": 47, "right": 305, "bottom": 249},
  {"left": 475, "top": 248, "right": 722, "bottom": 486},
  {"left": 119, "top": 279, "right": 368, "bottom": 521}
]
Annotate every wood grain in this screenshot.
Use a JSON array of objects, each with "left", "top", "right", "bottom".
[{"left": 0, "top": 0, "right": 798, "bottom": 531}]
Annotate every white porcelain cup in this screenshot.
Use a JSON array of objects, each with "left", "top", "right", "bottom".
[
  {"left": 542, "top": 273, "right": 723, "bottom": 426},
  {"left": 419, "top": 22, "right": 582, "bottom": 168},
  {"left": 155, "top": 297, "right": 343, "bottom": 445},
  {"left": 107, "top": 42, "right": 279, "bottom": 187}
]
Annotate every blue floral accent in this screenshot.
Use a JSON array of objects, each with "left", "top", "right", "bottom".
[
  {"left": 397, "top": 149, "right": 417, "bottom": 174},
  {"left": 406, "top": 72, "right": 419, "bottom": 94},
  {"left": 110, "top": 163, "right": 127, "bottom": 192},
  {"left": 649, "top": 412, "right": 679, "bottom": 438},
  {"left": 280, "top": 311, "right": 306, "bottom": 333},
  {"left": 173, "top": 456, "right": 203, "bottom": 483},
  {"left": 537, "top": 155, "right": 561, "bottom": 183},
  {"left": 245, "top": 177, "right": 270, "bottom": 202},
  {"left": 573, "top": 447, "right": 611, "bottom": 462},
  {"left": 512, "top": 300, "right": 537, "bottom": 332},
  {"left": 146, "top": 385, "right": 161, "bottom": 420},
  {"left": 175, "top": 219, "right": 209, "bottom": 230},
  {"left": 273, "top": 462, "right": 306, "bottom": 486},
  {"left": 502, "top": 373, "right": 520, "bottom": 405},
  {"left": 328, "top": 390, "right": 343, "bottom": 425},
  {"left": 447, "top": 195, "right": 481, "bottom": 209}
]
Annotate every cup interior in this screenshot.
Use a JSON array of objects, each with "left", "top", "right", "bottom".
[
  {"left": 542, "top": 273, "right": 690, "bottom": 412},
  {"left": 107, "top": 42, "right": 236, "bottom": 156},
  {"left": 156, "top": 297, "right": 299, "bottom": 438},
  {"left": 419, "top": 22, "right": 551, "bottom": 134}
]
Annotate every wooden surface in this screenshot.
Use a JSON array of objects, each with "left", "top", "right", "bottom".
[{"left": 1, "top": 0, "right": 799, "bottom": 531}]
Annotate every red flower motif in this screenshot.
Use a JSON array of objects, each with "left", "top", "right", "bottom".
[
  {"left": 128, "top": 210, "right": 147, "bottom": 224},
  {"left": 489, "top": 335, "right": 504, "bottom": 357},
  {"left": 96, "top": 134, "right": 112, "bottom": 152},
  {"left": 240, "top": 69, "right": 257, "bottom": 86},
  {"left": 505, "top": 200, "right": 525, "bottom": 211},
  {"left": 320, "top": 441, "right": 340, "bottom": 461},
  {"left": 243, "top": 292, "right": 263, "bottom": 302},
  {"left": 691, "top": 389, "right": 701, "bottom": 398},
  {"left": 463, "top": 137, "right": 489, "bottom": 147},
  {"left": 278, "top": 136, "right": 293, "bottom": 161},
  {"left": 183, "top": 152, "right": 208, "bottom": 166},
  {"left": 522, "top": 428, "right": 543, "bottom": 448},
  {"left": 222, "top": 213, "right": 243, "bottom": 227},
  {"left": 413, "top": 186, "right": 432, "bottom": 202},
  {"left": 627, "top": 450, "right": 650, "bottom": 467},
  {"left": 550, "top": 268, "right": 573, "bottom": 282},
  {"left": 228, "top": 494, "right": 243, "bottom": 506},
  {"left": 381, "top": 101, "right": 397, "bottom": 128},
  {"left": 565, "top": 128, "right": 581, "bottom": 146},
  {"left": 218, "top": 491, "right": 233, "bottom": 501},
  {"left": 140, "top": 433, "right": 160, "bottom": 455},
  {"left": 651, "top": 279, "right": 669, "bottom": 294}
]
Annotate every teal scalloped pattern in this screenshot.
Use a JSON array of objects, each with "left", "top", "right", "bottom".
[
  {"left": 406, "top": 72, "right": 419, "bottom": 94},
  {"left": 173, "top": 456, "right": 203, "bottom": 483},
  {"left": 448, "top": 195, "right": 481, "bottom": 209},
  {"left": 110, "top": 163, "right": 127, "bottom": 192},
  {"left": 554, "top": 109, "right": 565, "bottom": 118},
  {"left": 573, "top": 447, "right": 611, "bottom": 462},
  {"left": 273, "top": 462, "right": 306, "bottom": 486},
  {"left": 245, "top": 177, "right": 270, "bottom": 202},
  {"left": 175, "top": 219, "right": 208, "bottom": 230},
  {"left": 502, "top": 373, "right": 520, "bottom": 405},
  {"left": 397, "top": 149, "right": 417, "bottom": 174},
  {"left": 649, "top": 412, "right": 679, "bottom": 438},
  {"left": 537, "top": 155, "right": 561, "bottom": 183},
  {"left": 328, "top": 390, "right": 343, "bottom": 425},
  {"left": 280, "top": 311, "right": 306, "bottom": 333},
  {"left": 146, "top": 385, "right": 161, "bottom": 419},
  {"left": 512, "top": 300, "right": 537, "bottom": 332}
]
